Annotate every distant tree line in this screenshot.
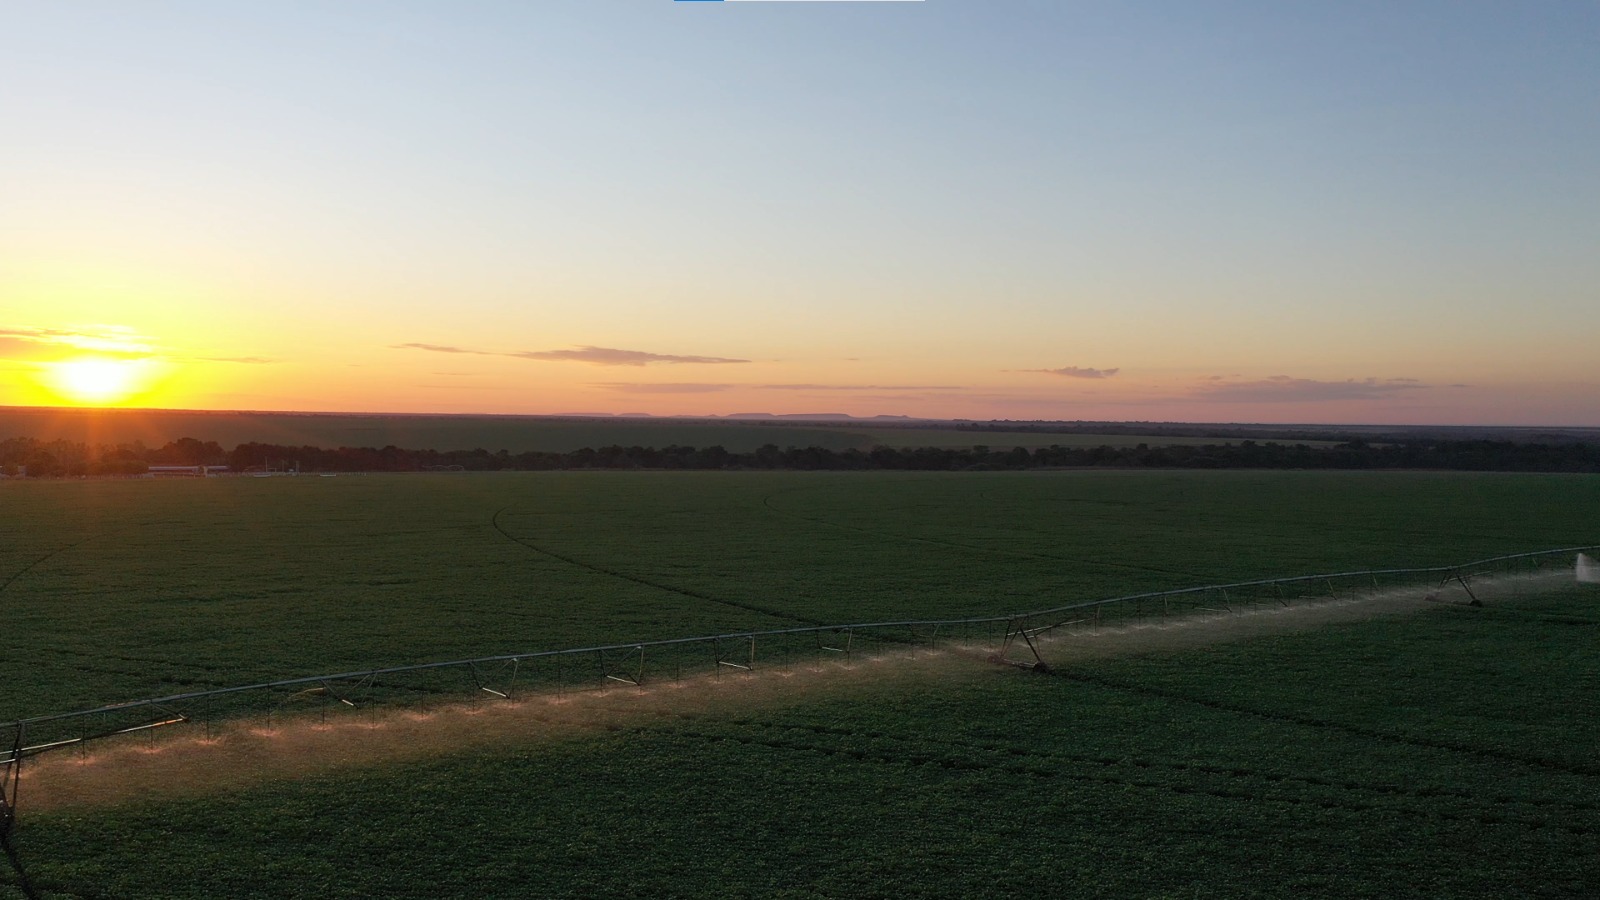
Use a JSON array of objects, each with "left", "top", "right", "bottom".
[
  {"left": 4, "top": 435, "right": 1600, "bottom": 476},
  {"left": 0, "top": 436, "right": 228, "bottom": 477}
]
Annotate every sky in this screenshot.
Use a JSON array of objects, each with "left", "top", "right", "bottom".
[{"left": 3, "top": 0, "right": 1597, "bottom": 425}]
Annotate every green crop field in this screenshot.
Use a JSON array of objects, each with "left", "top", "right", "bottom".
[
  {"left": 4, "top": 471, "right": 1596, "bottom": 719},
  {"left": 3, "top": 471, "right": 1598, "bottom": 898}
]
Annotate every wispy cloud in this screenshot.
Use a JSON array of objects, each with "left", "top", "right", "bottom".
[
  {"left": 591, "top": 382, "right": 967, "bottom": 395},
  {"left": 1, "top": 326, "right": 275, "bottom": 368},
  {"left": 759, "top": 384, "right": 964, "bottom": 391},
  {"left": 593, "top": 382, "right": 734, "bottom": 394},
  {"left": 395, "top": 342, "right": 748, "bottom": 366},
  {"left": 414, "top": 382, "right": 516, "bottom": 391},
  {"left": 1023, "top": 366, "right": 1121, "bottom": 379},
  {"left": 0, "top": 326, "right": 155, "bottom": 360},
  {"left": 392, "top": 343, "right": 491, "bottom": 355},
  {"left": 1191, "top": 376, "right": 1429, "bottom": 403},
  {"left": 511, "top": 346, "right": 748, "bottom": 366}
]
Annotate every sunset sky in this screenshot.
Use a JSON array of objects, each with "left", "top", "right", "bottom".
[{"left": 4, "top": 1, "right": 1596, "bottom": 424}]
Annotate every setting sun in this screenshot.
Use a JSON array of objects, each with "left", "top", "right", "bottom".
[{"left": 46, "top": 358, "right": 146, "bottom": 406}]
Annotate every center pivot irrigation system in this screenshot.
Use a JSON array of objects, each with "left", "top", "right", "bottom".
[{"left": 2, "top": 545, "right": 1597, "bottom": 835}]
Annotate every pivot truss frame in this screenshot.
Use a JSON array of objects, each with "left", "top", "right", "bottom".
[{"left": 1, "top": 728, "right": 18, "bottom": 837}]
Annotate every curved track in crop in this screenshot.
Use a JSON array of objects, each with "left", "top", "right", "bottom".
[
  {"left": 667, "top": 711, "right": 1600, "bottom": 817},
  {"left": 1045, "top": 669, "right": 1600, "bottom": 781},
  {"left": 0, "top": 534, "right": 100, "bottom": 598},
  {"left": 658, "top": 722, "right": 1598, "bottom": 838},
  {"left": 490, "top": 506, "right": 822, "bottom": 626}
]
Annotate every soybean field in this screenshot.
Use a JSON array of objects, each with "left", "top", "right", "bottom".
[{"left": 3, "top": 471, "right": 1598, "bottom": 898}]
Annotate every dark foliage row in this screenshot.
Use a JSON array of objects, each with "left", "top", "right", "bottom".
[
  {"left": 0, "top": 436, "right": 229, "bottom": 477},
  {"left": 5, "top": 434, "right": 1600, "bottom": 476}
]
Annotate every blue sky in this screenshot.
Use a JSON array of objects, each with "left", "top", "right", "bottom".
[{"left": 4, "top": 1, "right": 1597, "bottom": 422}]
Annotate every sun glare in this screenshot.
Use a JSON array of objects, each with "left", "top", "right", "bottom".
[{"left": 47, "top": 357, "right": 146, "bottom": 406}]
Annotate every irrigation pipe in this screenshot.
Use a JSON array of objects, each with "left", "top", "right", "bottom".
[{"left": 4, "top": 544, "right": 1596, "bottom": 753}]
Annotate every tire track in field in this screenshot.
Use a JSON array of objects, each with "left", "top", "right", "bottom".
[
  {"left": 1048, "top": 669, "right": 1600, "bottom": 780},
  {"left": 490, "top": 507, "right": 822, "bottom": 627},
  {"left": 655, "top": 725, "right": 1599, "bottom": 838},
  {"left": 760, "top": 487, "right": 1207, "bottom": 580},
  {"left": 689, "top": 714, "right": 1600, "bottom": 817},
  {"left": 0, "top": 518, "right": 282, "bottom": 601},
  {"left": 1464, "top": 606, "right": 1600, "bottom": 627},
  {"left": 0, "top": 534, "right": 101, "bottom": 597},
  {"left": 0, "top": 834, "right": 46, "bottom": 900},
  {"left": 16, "top": 659, "right": 236, "bottom": 696},
  {"left": 34, "top": 646, "right": 238, "bottom": 675},
  {"left": 29, "top": 646, "right": 238, "bottom": 675}
]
